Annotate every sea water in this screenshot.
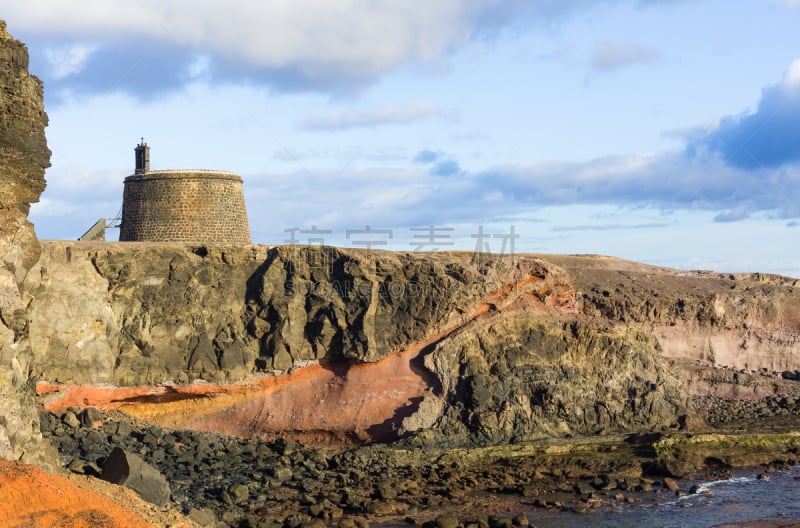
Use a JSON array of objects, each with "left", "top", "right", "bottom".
[{"left": 531, "top": 466, "right": 800, "bottom": 528}]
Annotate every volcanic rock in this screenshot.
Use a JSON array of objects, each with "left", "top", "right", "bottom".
[
  {"left": 101, "top": 447, "right": 171, "bottom": 506},
  {"left": 28, "top": 244, "right": 800, "bottom": 450},
  {"left": 0, "top": 19, "right": 55, "bottom": 469}
]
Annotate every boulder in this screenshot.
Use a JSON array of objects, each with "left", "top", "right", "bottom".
[
  {"left": 187, "top": 507, "right": 217, "bottom": 527},
  {"left": 662, "top": 477, "right": 680, "bottom": 491},
  {"left": 101, "top": 446, "right": 170, "bottom": 506},
  {"left": 79, "top": 407, "right": 103, "bottom": 427},
  {"left": 435, "top": 515, "right": 461, "bottom": 528},
  {"left": 61, "top": 411, "right": 80, "bottom": 429}
]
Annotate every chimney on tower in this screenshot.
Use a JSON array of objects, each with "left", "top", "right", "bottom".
[{"left": 134, "top": 139, "right": 150, "bottom": 174}]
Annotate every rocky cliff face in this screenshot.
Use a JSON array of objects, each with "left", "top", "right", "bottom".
[
  {"left": 409, "top": 315, "right": 691, "bottom": 447},
  {"left": 26, "top": 243, "right": 800, "bottom": 448},
  {"left": 0, "top": 21, "right": 55, "bottom": 467},
  {"left": 26, "top": 243, "right": 269, "bottom": 386},
  {"left": 545, "top": 256, "right": 800, "bottom": 401},
  {"left": 25, "top": 244, "right": 493, "bottom": 385},
  {"left": 32, "top": 241, "right": 800, "bottom": 448},
  {"left": 0, "top": 22, "right": 49, "bottom": 269},
  {"left": 551, "top": 256, "right": 800, "bottom": 372}
]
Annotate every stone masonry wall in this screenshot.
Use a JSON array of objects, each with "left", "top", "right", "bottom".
[{"left": 119, "top": 170, "right": 250, "bottom": 244}]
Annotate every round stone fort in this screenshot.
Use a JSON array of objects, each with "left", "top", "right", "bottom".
[{"left": 119, "top": 142, "right": 251, "bottom": 244}]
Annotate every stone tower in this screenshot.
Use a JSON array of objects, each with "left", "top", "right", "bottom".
[{"left": 119, "top": 142, "right": 251, "bottom": 244}]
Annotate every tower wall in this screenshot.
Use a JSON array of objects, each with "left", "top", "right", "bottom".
[{"left": 119, "top": 170, "right": 251, "bottom": 244}]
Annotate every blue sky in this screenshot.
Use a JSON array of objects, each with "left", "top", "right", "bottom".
[{"left": 3, "top": 0, "right": 800, "bottom": 277}]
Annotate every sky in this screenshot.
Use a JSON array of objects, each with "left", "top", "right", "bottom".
[{"left": 2, "top": 0, "right": 800, "bottom": 277}]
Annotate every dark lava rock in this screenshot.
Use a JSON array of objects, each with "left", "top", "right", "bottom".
[
  {"left": 101, "top": 446, "right": 171, "bottom": 506},
  {"left": 61, "top": 411, "right": 80, "bottom": 429},
  {"left": 80, "top": 407, "right": 103, "bottom": 427},
  {"left": 435, "top": 514, "right": 461, "bottom": 528},
  {"left": 38, "top": 410, "right": 54, "bottom": 433},
  {"left": 488, "top": 515, "right": 514, "bottom": 528}
]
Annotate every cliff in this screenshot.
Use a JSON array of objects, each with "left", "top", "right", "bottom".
[
  {"left": 0, "top": 21, "right": 55, "bottom": 468},
  {"left": 552, "top": 255, "right": 800, "bottom": 372},
  {"left": 26, "top": 242, "right": 800, "bottom": 448}
]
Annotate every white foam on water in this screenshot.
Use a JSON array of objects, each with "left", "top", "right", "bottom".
[{"left": 702, "top": 476, "right": 756, "bottom": 488}]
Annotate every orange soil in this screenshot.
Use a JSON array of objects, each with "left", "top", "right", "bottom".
[
  {"left": 38, "top": 276, "right": 574, "bottom": 447},
  {"left": 40, "top": 332, "right": 442, "bottom": 447},
  {"left": 0, "top": 459, "right": 152, "bottom": 528}
]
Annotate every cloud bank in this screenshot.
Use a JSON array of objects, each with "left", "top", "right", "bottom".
[
  {"left": 10, "top": 0, "right": 678, "bottom": 97},
  {"left": 298, "top": 101, "right": 440, "bottom": 131},
  {"left": 246, "top": 144, "right": 800, "bottom": 242},
  {"left": 401, "top": 54, "right": 800, "bottom": 226},
  {"left": 12, "top": 0, "right": 532, "bottom": 96},
  {"left": 688, "top": 59, "right": 800, "bottom": 170},
  {"left": 475, "top": 152, "right": 799, "bottom": 220}
]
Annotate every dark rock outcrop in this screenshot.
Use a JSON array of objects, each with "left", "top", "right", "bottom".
[
  {"left": 26, "top": 244, "right": 501, "bottom": 385},
  {"left": 245, "top": 246, "right": 494, "bottom": 366},
  {"left": 28, "top": 246, "right": 800, "bottom": 393},
  {"left": 0, "top": 20, "right": 55, "bottom": 468},
  {"left": 409, "top": 315, "right": 691, "bottom": 446},
  {"left": 30, "top": 244, "right": 701, "bottom": 447},
  {"left": 0, "top": 20, "right": 49, "bottom": 273},
  {"left": 27, "top": 243, "right": 269, "bottom": 385}
]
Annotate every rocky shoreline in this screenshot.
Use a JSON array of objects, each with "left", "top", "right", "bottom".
[{"left": 40, "top": 393, "right": 800, "bottom": 528}]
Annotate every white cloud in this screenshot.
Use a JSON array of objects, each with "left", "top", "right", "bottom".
[
  {"left": 8, "top": 1, "right": 690, "bottom": 95},
  {"left": 244, "top": 147, "right": 800, "bottom": 242},
  {"left": 551, "top": 221, "right": 672, "bottom": 232},
  {"left": 298, "top": 100, "right": 440, "bottom": 130},
  {"left": 589, "top": 41, "right": 661, "bottom": 73},
  {"left": 9, "top": 0, "right": 663, "bottom": 92},
  {"left": 713, "top": 206, "right": 750, "bottom": 223},
  {"left": 30, "top": 196, "right": 81, "bottom": 218},
  {"left": 5, "top": 1, "right": 510, "bottom": 81},
  {"left": 783, "top": 58, "right": 800, "bottom": 88},
  {"left": 44, "top": 44, "right": 97, "bottom": 79},
  {"left": 272, "top": 147, "right": 317, "bottom": 162}
]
